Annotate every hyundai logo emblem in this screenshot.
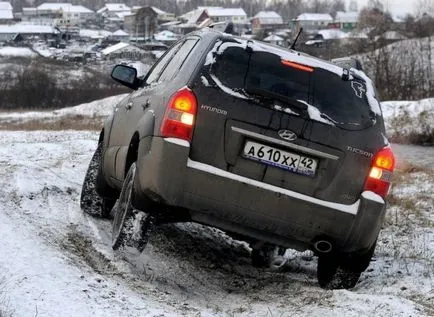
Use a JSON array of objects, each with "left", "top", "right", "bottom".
[{"left": 278, "top": 129, "right": 297, "bottom": 141}]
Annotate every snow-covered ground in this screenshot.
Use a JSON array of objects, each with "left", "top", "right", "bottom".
[
  {"left": 382, "top": 98, "right": 434, "bottom": 144},
  {"left": 0, "top": 46, "right": 36, "bottom": 58},
  {"left": 0, "top": 94, "right": 128, "bottom": 130},
  {"left": 0, "top": 133, "right": 432, "bottom": 315}
]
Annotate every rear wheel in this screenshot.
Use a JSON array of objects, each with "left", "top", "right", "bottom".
[
  {"left": 112, "top": 163, "right": 154, "bottom": 252},
  {"left": 317, "top": 243, "right": 376, "bottom": 289},
  {"left": 80, "top": 142, "right": 114, "bottom": 218}
]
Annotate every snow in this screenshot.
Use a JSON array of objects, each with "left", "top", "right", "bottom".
[
  {"left": 36, "top": 3, "right": 93, "bottom": 13},
  {"left": 0, "top": 93, "right": 432, "bottom": 316},
  {"left": 381, "top": 98, "right": 434, "bottom": 142},
  {"left": 187, "top": 158, "right": 361, "bottom": 215},
  {"left": 297, "top": 99, "right": 336, "bottom": 126},
  {"left": 79, "top": 29, "right": 112, "bottom": 39},
  {"left": 0, "top": 23, "right": 59, "bottom": 34},
  {"left": 335, "top": 11, "right": 359, "bottom": 23},
  {"left": 317, "top": 29, "right": 348, "bottom": 40},
  {"left": 209, "top": 74, "right": 249, "bottom": 100},
  {"left": 100, "top": 3, "right": 130, "bottom": 12},
  {"left": 101, "top": 42, "right": 131, "bottom": 55},
  {"left": 296, "top": 13, "right": 333, "bottom": 21},
  {"left": 254, "top": 11, "right": 283, "bottom": 25},
  {"left": 0, "top": 46, "right": 36, "bottom": 57},
  {"left": 351, "top": 68, "right": 382, "bottom": 116},
  {"left": 0, "top": 1, "right": 13, "bottom": 20},
  {"left": 0, "top": 94, "right": 128, "bottom": 125},
  {"left": 263, "top": 34, "right": 284, "bottom": 41},
  {"left": 206, "top": 7, "right": 246, "bottom": 18},
  {"left": 154, "top": 30, "right": 178, "bottom": 41},
  {"left": 112, "top": 29, "right": 129, "bottom": 36}
]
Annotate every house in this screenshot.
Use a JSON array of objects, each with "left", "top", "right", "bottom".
[
  {"left": 154, "top": 30, "right": 179, "bottom": 44},
  {"left": 173, "top": 8, "right": 210, "bottom": 34},
  {"left": 97, "top": 3, "right": 131, "bottom": 28},
  {"left": 111, "top": 29, "right": 128, "bottom": 40},
  {"left": 334, "top": 11, "right": 358, "bottom": 31},
  {"left": 0, "top": 23, "right": 59, "bottom": 42},
  {"left": 97, "top": 3, "right": 131, "bottom": 16},
  {"left": 124, "top": 6, "right": 158, "bottom": 40},
  {"left": 251, "top": 11, "right": 283, "bottom": 33},
  {"left": 148, "top": 6, "right": 175, "bottom": 23},
  {"left": 22, "top": 3, "right": 95, "bottom": 27},
  {"left": 205, "top": 7, "right": 247, "bottom": 23},
  {"left": 0, "top": 2, "right": 13, "bottom": 24},
  {"left": 101, "top": 41, "right": 148, "bottom": 59},
  {"left": 79, "top": 28, "right": 112, "bottom": 40},
  {"left": 294, "top": 13, "right": 333, "bottom": 35},
  {"left": 263, "top": 34, "right": 285, "bottom": 46}
]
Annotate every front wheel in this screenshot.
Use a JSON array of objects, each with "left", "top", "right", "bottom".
[{"left": 112, "top": 163, "right": 154, "bottom": 252}]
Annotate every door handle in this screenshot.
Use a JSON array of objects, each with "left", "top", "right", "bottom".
[{"left": 125, "top": 102, "right": 133, "bottom": 110}]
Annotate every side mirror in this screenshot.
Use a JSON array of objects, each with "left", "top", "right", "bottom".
[{"left": 111, "top": 65, "right": 139, "bottom": 90}]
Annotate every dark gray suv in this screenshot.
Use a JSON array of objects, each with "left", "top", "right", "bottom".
[{"left": 81, "top": 29, "right": 395, "bottom": 289}]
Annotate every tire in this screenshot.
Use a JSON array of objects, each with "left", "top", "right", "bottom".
[
  {"left": 317, "top": 254, "right": 362, "bottom": 290},
  {"left": 251, "top": 244, "right": 282, "bottom": 268},
  {"left": 80, "top": 142, "right": 113, "bottom": 218},
  {"left": 112, "top": 163, "right": 154, "bottom": 252},
  {"left": 342, "top": 241, "right": 377, "bottom": 272}
]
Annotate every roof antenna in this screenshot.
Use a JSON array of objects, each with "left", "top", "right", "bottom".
[{"left": 290, "top": 27, "right": 303, "bottom": 50}]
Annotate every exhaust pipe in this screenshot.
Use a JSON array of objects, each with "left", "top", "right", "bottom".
[
  {"left": 269, "top": 255, "right": 287, "bottom": 271},
  {"left": 313, "top": 240, "right": 333, "bottom": 254}
]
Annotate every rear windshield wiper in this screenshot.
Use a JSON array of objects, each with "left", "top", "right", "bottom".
[{"left": 244, "top": 86, "right": 308, "bottom": 112}]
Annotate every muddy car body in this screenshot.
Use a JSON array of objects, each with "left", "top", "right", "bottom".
[{"left": 81, "top": 29, "right": 395, "bottom": 289}]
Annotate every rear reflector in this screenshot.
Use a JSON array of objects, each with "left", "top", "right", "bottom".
[
  {"left": 364, "top": 147, "right": 395, "bottom": 198},
  {"left": 161, "top": 87, "right": 197, "bottom": 142},
  {"left": 281, "top": 59, "right": 314, "bottom": 73}
]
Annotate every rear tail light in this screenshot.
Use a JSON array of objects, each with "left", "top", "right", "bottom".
[
  {"left": 364, "top": 147, "right": 395, "bottom": 198},
  {"left": 161, "top": 87, "right": 197, "bottom": 142}
]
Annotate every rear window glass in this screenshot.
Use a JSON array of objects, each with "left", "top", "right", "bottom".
[{"left": 204, "top": 42, "right": 374, "bottom": 130}]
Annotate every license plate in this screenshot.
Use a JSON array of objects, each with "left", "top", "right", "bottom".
[{"left": 243, "top": 141, "right": 318, "bottom": 176}]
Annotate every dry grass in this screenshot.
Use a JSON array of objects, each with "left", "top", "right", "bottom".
[{"left": 0, "top": 116, "right": 104, "bottom": 131}]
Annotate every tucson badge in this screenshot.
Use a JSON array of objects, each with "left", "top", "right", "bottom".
[{"left": 278, "top": 129, "right": 297, "bottom": 141}]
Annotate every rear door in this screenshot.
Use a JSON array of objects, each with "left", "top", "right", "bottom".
[{"left": 189, "top": 38, "right": 380, "bottom": 204}]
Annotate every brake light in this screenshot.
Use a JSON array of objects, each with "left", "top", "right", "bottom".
[
  {"left": 161, "top": 87, "right": 197, "bottom": 142},
  {"left": 281, "top": 59, "right": 314, "bottom": 73},
  {"left": 364, "top": 147, "right": 395, "bottom": 198}
]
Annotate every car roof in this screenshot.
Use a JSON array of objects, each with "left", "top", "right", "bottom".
[{"left": 190, "top": 28, "right": 347, "bottom": 78}]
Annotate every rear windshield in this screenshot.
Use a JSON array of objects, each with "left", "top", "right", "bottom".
[{"left": 203, "top": 42, "right": 375, "bottom": 130}]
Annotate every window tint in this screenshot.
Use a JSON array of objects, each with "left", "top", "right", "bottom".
[
  {"left": 158, "top": 39, "right": 198, "bottom": 82},
  {"left": 312, "top": 69, "right": 372, "bottom": 126},
  {"left": 206, "top": 42, "right": 373, "bottom": 129},
  {"left": 145, "top": 41, "right": 182, "bottom": 85}
]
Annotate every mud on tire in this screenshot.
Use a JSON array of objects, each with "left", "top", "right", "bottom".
[
  {"left": 80, "top": 142, "right": 114, "bottom": 218},
  {"left": 112, "top": 163, "right": 154, "bottom": 252}
]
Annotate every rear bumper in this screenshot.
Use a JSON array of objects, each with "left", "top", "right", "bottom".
[{"left": 135, "top": 137, "right": 386, "bottom": 253}]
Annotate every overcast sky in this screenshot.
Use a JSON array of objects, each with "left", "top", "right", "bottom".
[{"left": 347, "top": 0, "right": 432, "bottom": 16}]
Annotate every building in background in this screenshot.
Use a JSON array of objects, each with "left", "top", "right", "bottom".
[
  {"left": 124, "top": 6, "right": 158, "bottom": 41},
  {"left": 294, "top": 13, "right": 333, "bottom": 35},
  {"left": 0, "top": 2, "right": 13, "bottom": 24},
  {"left": 22, "top": 3, "right": 95, "bottom": 28},
  {"left": 333, "top": 11, "right": 359, "bottom": 31},
  {"left": 251, "top": 11, "right": 283, "bottom": 34}
]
